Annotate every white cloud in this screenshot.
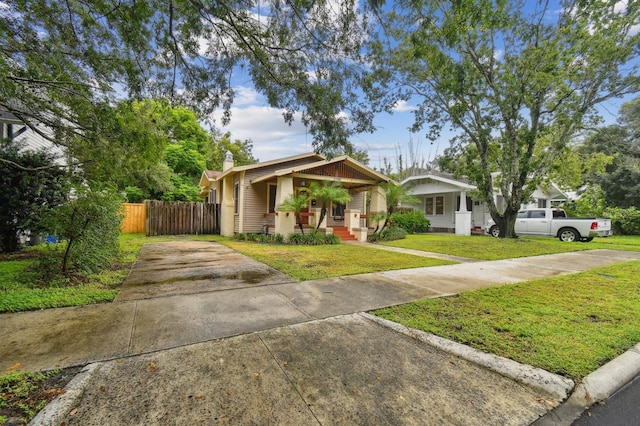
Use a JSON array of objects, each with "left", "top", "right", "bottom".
[
  {"left": 391, "top": 100, "right": 415, "bottom": 113},
  {"left": 209, "top": 104, "right": 312, "bottom": 161},
  {"left": 232, "top": 86, "right": 261, "bottom": 106}
]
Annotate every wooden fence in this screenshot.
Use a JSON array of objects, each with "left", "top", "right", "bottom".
[
  {"left": 122, "top": 203, "right": 147, "bottom": 233},
  {"left": 145, "top": 200, "right": 220, "bottom": 236}
]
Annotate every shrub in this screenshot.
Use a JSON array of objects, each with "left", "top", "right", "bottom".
[
  {"left": 255, "top": 233, "right": 271, "bottom": 243},
  {"left": 38, "top": 187, "right": 123, "bottom": 279},
  {"left": 0, "top": 138, "right": 68, "bottom": 253},
  {"left": 389, "top": 210, "right": 430, "bottom": 234},
  {"left": 368, "top": 226, "right": 407, "bottom": 242},
  {"left": 233, "top": 232, "right": 246, "bottom": 241},
  {"left": 272, "top": 233, "right": 285, "bottom": 244},
  {"left": 287, "top": 232, "right": 305, "bottom": 245},
  {"left": 604, "top": 207, "right": 640, "bottom": 235},
  {"left": 324, "top": 233, "right": 340, "bottom": 245},
  {"left": 286, "top": 231, "right": 340, "bottom": 245}
]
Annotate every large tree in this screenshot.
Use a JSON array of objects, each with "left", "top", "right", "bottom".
[
  {"left": 1, "top": 0, "right": 373, "bottom": 167},
  {"left": 579, "top": 97, "right": 640, "bottom": 208},
  {"left": 367, "top": 0, "right": 640, "bottom": 237}
]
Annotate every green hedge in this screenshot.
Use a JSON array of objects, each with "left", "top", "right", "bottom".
[
  {"left": 287, "top": 232, "right": 340, "bottom": 245},
  {"left": 233, "top": 231, "right": 339, "bottom": 245},
  {"left": 389, "top": 210, "right": 430, "bottom": 234},
  {"left": 604, "top": 207, "right": 640, "bottom": 235}
]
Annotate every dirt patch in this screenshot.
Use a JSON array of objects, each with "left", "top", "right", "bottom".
[{"left": 1, "top": 366, "right": 82, "bottom": 425}]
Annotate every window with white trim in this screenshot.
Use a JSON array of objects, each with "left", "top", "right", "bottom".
[{"left": 425, "top": 196, "right": 444, "bottom": 215}]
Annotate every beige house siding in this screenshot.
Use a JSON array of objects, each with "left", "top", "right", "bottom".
[
  {"left": 239, "top": 157, "right": 324, "bottom": 234},
  {"left": 243, "top": 180, "right": 270, "bottom": 234}
]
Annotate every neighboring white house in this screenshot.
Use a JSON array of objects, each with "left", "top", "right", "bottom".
[
  {"left": 0, "top": 108, "right": 65, "bottom": 163},
  {"left": 401, "top": 171, "right": 568, "bottom": 236}
]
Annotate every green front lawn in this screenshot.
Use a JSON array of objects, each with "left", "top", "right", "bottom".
[
  {"left": 220, "top": 240, "right": 456, "bottom": 280},
  {"left": 381, "top": 234, "right": 640, "bottom": 260},
  {"left": 0, "top": 234, "right": 168, "bottom": 313},
  {"left": 372, "top": 260, "right": 640, "bottom": 380}
]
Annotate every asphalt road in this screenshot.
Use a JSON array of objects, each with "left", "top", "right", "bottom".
[{"left": 572, "top": 373, "right": 640, "bottom": 426}]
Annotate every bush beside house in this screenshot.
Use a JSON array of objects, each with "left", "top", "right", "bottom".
[{"left": 389, "top": 209, "right": 430, "bottom": 234}]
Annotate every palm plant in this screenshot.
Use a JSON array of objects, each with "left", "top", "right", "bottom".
[
  {"left": 308, "top": 180, "right": 352, "bottom": 231},
  {"left": 278, "top": 192, "right": 309, "bottom": 234},
  {"left": 380, "top": 182, "right": 420, "bottom": 231}
]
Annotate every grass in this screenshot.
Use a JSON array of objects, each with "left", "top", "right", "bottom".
[
  {"left": 381, "top": 234, "right": 640, "bottom": 260},
  {"left": 372, "top": 260, "right": 640, "bottom": 380},
  {"left": 218, "top": 239, "right": 456, "bottom": 280},
  {"left": 0, "top": 234, "right": 169, "bottom": 313},
  {"left": 0, "top": 368, "right": 79, "bottom": 424}
]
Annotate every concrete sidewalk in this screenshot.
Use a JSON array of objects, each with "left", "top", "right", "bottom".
[
  {"left": 3, "top": 243, "right": 638, "bottom": 373},
  {"left": 33, "top": 314, "right": 570, "bottom": 426},
  {"left": 1, "top": 242, "right": 639, "bottom": 425}
]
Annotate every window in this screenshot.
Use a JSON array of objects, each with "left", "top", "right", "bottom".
[
  {"left": 537, "top": 198, "right": 548, "bottom": 208},
  {"left": 435, "top": 196, "right": 444, "bottom": 215},
  {"left": 425, "top": 196, "right": 444, "bottom": 215},
  {"left": 208, "top": 189, "right": 217, "bottom": 205},
  {"left": 234, "top": 183, "right": 239, "bottom": 214},
  {"left": 268, "top": 184, "right": 277, "bottom": 213},
  {"left": 332, "top": 202, "right": 346, "bottom": 219},
  {"left": 530, "top": 210, "right": 546, "bottom": 218},
  {"left": 517, "top": 210, "right": 528, "bottom": 218},
  {"left": 425, "top": 198, "right": 433, "bottom": 215}
]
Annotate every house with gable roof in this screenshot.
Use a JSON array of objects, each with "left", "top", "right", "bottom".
[
  {"left": 401, "top": 171, "right": 568, "bottom": 235},
  {"left": 199, "top": 152, "right": 392, "bottom": 240}
]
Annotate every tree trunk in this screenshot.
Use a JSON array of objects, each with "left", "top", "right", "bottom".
[
  {"left": 492, "top": 209, "right": 519, "bottom": 238},
  {"left": 315, "top": 207, "right": 327, "bottom": 231},
  {"left": 297, "top": 215, "right": 304, "bottom": 234}
]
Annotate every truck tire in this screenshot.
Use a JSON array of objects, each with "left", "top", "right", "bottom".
[
  {"left": 489, "top": 225, "right": 500, "bottom": 238},
  {"left": 558, "top": 228, "right": 579, "bottom": 242}
]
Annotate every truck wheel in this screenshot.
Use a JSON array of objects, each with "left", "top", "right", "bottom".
[
  {"left": 489, "top": 226, "right": 500, "bottom": 238},
  {"left": 558, "top": 228, "right": 579, "bottom": 242}
]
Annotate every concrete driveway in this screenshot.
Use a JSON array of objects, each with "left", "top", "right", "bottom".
[{"left": 6, "top": 241, "right": 639, "bottom": 425}]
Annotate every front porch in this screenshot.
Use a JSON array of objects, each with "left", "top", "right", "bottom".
[{"left": 251, "top": 157, "right": 390, "bottom": 241}]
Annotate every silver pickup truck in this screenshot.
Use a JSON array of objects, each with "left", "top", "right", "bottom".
[{"left": 486, "top": 208, "right": 613, "bottom": 242}]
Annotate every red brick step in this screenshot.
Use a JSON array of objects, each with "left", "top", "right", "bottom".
[{"left": 332, "top": 226, "right": 357, "bottom": 241}]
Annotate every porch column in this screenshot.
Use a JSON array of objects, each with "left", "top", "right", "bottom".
[
  {"left": 369, "top": 185, "right": 386, "bottom": 230},
  {"left": 344, "top": 209, "right": 360, "bottom": 232},
  {"left": 455, "top": 190, "right": 472, "bottom": 236},
  {"left": 274, "top": 176, "right": 295, "bottom": 236},
  {"left": 220, "top": 177, "right": 235, "bottom": 237}
]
